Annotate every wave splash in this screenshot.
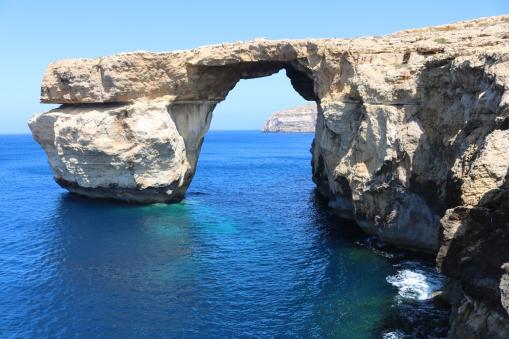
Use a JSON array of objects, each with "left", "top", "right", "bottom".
[{"left": 386, "top": 261, "right": 444, "bottom": 301}]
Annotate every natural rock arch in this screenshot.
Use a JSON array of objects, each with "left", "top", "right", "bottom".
[
  {"left": 29, "top": 16, "right": 509, "bottom": 337},
  {"left": 165, "top": 61, "right": 319, "bottom": 199},
  {"left": 30, "top": 17, "right": 509, "bottom": 253},
  {"left": 33, "top": 50, "right": 324, "bottom": 203}
]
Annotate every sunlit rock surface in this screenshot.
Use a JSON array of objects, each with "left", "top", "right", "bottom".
[
  {"left": 263, "top": 104, "right": 317, "bottom": 132},
  {"left": 29, "top": 98, "right": 213, "bottom": 202},
  {"left": 29, "top": 15, "right": 509, "bottom": 337}
]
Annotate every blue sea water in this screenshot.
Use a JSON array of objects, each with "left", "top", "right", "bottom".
[{"left": 0, "top": 132, "right": 448, "bottom": 338}]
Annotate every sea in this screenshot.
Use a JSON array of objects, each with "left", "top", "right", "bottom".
[{"left": 0, "top": 131, "right": 449, "bottom": 338}]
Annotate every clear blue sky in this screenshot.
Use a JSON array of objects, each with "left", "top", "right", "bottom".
[{"left": 0, "top": 1, "right": 507, "bottom": 133}]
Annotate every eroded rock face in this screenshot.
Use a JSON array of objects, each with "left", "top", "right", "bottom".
[
  {"left": 263, "top": 104, "right": 317, "bottom": 132},
  {"left": 29, "top": 97, "right": 213, "bottom": 202},
  {"left": 437, "top": 179, "right": 509, "bottom": 337},
  {"left": 29, "top": 15, "right": 509, "bottom": 337}
]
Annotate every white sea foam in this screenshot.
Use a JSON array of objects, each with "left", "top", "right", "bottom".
[
  {"left": 386, "top": 261, "right": 444, "bottom": 301},
  {"left": 382, "top": 330, "right": 405, "bottom": 339}
]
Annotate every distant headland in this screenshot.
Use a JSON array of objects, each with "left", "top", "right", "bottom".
[{"left": 262, "top": 104, "right": 317, "bottom": 132}]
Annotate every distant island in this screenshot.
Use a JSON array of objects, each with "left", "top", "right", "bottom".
[{"left": 262, "top": 104, "right": 317, "bottom": 132}]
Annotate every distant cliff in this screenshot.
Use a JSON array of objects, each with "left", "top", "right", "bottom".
[{"left": 263, "top": 104, "right": 317, "bottom": 132}]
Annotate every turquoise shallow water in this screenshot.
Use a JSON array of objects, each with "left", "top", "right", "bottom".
[{"left": 0, "top": 131, "right": 448, "bottom": 338}]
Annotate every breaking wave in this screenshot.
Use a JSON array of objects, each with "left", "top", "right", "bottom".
[{"left": 386, "top": 261, "right": 444, "bottom": 300}]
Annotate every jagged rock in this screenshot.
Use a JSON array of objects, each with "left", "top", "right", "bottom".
[
  {"left": 29, "top": 15, "right": 509, "bottom": 337},
  {"left": 448, "top": 296, "right": 509, "bottom": 339},
  {"left": 263, "top": 104, "right": 317, "bottom": 132},
  {"left": 437, "top": 179, "right": 509, "bottom": 337}
]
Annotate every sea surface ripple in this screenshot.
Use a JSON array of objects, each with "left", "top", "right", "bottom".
[{"left": 0, "top": 132, "right": 448, "bottom": 338}]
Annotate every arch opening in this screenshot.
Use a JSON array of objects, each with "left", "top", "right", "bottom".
[
  {"left": 185, "top": 60, "right": 319, "bottom": 103},
  {"left": 175, "top": 61, "right": 321, "bottom": 199}
]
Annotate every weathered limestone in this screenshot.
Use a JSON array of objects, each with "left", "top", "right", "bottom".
[
  {"left": 437, "top": 179, "right": 509, "bottom": 338},
  {"left": 263, "top": 104, "right": 317, "bottom": 132},
  {"left": 29, "top": 97, "right": 213, "bottom": 202},
  {"left": 29, "top": 15, "right": 509, "bottom": 337}
]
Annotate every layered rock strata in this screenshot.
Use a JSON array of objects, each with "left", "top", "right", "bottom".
[
  {"left": 30, "top": 98, "right": 214, "bottom": 202},
  {"left": 29, "top": 16, "right": 509, "bottom": 337},
  {"left": 263, "top": 103, "right": 317, "bottom": 132}
]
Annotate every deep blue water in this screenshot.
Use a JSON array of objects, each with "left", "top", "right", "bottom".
[{"left": 0, "top": 132, "right": 448, "bottom": 338}]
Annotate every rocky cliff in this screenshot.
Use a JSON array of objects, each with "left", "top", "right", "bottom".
[
  {"left": 29, "top": 15, "right": 509, "bottom": 337},
  {"left": 263, "top": 104, "right": 317, "bottom": 132}
]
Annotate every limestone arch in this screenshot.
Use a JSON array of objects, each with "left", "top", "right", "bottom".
[
  {"left": 166, "top": 60, "right": 322, "bottom": 195},
  {"left": 30, "top": 57, "right": 325, "bottom": 203}
]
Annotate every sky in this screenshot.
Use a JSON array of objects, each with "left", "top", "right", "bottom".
[{"left": 0, "top": 1, "right": 508, "bottom": 133}]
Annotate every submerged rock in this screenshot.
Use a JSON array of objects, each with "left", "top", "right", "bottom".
[
  {"left": 262, "top": 104, "right": 317, "bottom": 132},
  {"left": 29, "top": 15, "right": 509, "bottom": 337}
]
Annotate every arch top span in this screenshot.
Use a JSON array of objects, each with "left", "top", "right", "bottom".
[
  {"left": 40, "top": 40, "right": 322, "bottom": 105},
  {"left": 186, "top": 60, "right": 318, "bottom": 103}
]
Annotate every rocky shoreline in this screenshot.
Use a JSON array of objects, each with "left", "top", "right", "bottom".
[{"left": 29, "top": 15, "right": 509, "bottom": 337}]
